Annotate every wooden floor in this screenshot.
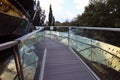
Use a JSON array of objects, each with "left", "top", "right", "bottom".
[{"left": 42, "top": 38, "right": 99, "bottom": 80}]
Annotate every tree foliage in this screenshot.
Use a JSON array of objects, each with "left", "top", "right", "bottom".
[
  {"left": 54, "top": 0, "right": 120, "bottom": 47},
  {"left": 55, "top": 21, "right": 62, "bottom": 26},
  {"left": 33, "top": 1, "right": 46, "bottom": 26},
  {"left": 48, "top": 5, "right": 55, "bottom": 26},
  {"left": 58, "top": 0, "right": 120, "bottom": 27}
]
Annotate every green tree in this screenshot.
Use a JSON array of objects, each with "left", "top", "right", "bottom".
[
  {"left": 33, "top": 1, "right": 46, "bottom": 26},
  {"left": 72, "top": 0, "right": 120, "bottom": 27},
  {"left": 107, "top": 0, "right": 120, "bottom": 27},
  {"left": 48, "top": 5, "right": 55, "bottom": 26},
  {"left": 55, "top": 21, "right": 62, "bottom": 26},
  {"left": 59, "top": 0, "right": 120, "bottom": 27}
]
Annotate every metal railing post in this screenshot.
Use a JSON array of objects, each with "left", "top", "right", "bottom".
[
  {"left": 43, "top": 27, "right": 46, "bottom": 46},
  {"left": 91, "top": 40, "right": 92, "bottom": 61},
  {"left": 50, "top": 26, "right": 52, "bottom": 38},
  {"left": 13, "top": 46, "right": 21, "bottom": 80},
  {"left": 13, "top": 45, "right": 24, "bottom": 80},
  {"left": 68, "top": 27, "right": 70, "bottom": 47},
  {"left": 16, "top": 45, "right": 24, "bottom": 80}
]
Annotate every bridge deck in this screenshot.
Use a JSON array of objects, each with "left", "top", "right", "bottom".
[{"left": 42, "top": 38, "right": 99, "bottom": 80}]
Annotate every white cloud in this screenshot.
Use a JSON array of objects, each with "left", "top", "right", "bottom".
[
  {"left": 38, "top": 0, "right": 89, "bottom": 22},
  {"left": 74, "top": 0, "right": 89, "bottom": 10},
  {"left": 65, "top": 11, "right": 75, "bottom": 20},
  {"left": 39, "top": 0, "right": 64, "bottom": 21}
]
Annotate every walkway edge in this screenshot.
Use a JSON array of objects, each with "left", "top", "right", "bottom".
[
  {"left": 69, "top": 47, "right": 101, "bottom": 80},
  {"left": 39, "top": 48, "right": 47, "bottom": 80}
]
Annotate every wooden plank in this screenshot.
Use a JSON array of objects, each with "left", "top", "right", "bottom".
[{"left": 42, "top": 38, "right": 100, "bottom": 80}]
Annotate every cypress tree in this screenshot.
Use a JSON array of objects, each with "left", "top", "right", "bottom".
[{"left": 48, "top": 4, "right": 55, "bottom": 26}]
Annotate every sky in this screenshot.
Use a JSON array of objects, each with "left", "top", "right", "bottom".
[{"left": 39, "top": 0, "right": 89, "bottom": 22}]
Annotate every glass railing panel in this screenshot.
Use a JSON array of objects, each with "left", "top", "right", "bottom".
[
  {"left": 57, "top": 31, "right": 68, "bottom": 45},
  {"left": 70, "top": 28, "right": 93, "bottom": 60},
  {"left": 45, "top": 30, "right": 69, "bottom": 45},
  {"left": 70, "top": 34, "right": 92, "bottom": 49},
  {"left": 70, "top": 27, "right": 120, "bottom": 79},
  {"left": 45, "top": 31, "right": 51, "bottom": 38},
  {"left": 50, "top": 27, "right": 69, "bottom": 45},
  {"left": 91, "top": 48, "right": 113, "bottom": 64},
  {"left": 19, "top": 30, "right": 45, "bottom": 80},
  {"left": 45, "top": 27, "right": 120, "bottom": 73},
  {"left": 0, "top": 55, "right": 17, "bottom": 80},
  {"left": 20, "top": 42, "right": 39, "bottom": 80},
  {"left": 89, "top": 32, "right": 120, "bottom": 71},
  {"left": 70, "top": 39, "right": 92, "bottom": 60},
  {"left": 44, "top": 26, "right": 120, "bottom": 79}
]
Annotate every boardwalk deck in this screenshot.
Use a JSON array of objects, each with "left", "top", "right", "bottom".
[{"left": 42, "top": 38, "right": 100, "bottom": 80}]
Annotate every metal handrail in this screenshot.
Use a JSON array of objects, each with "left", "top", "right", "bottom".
[
  {"left": 74, "top": 27, "right": 120, "bottom": 32},
  {"left": 0, "top": 29, "right": 41, "bottom": 51},
  {"left": 47, "top": 30, "right": 120, "bottom": 60},
  {"left": 16, "top": 29, "right": 40, "bottom": 42},
  {"left": 45, "top": 26, "right": 120, "bottom": 32},
  {"left": 0, "top": 29, "right": 42, "bottom": 80},
  {"left": 0, "top": 41, "right": 18, "bottom": 51}
]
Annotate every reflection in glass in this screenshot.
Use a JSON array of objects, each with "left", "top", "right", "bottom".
[
  {"left": 0, "top": 56, "right": 17, "bottom": 80},
  {"left": 19, "top": 30, "right": 45, "bottom": 80},
  {"left": 45, "top": 27, "right": 120, "bottom": 80}
]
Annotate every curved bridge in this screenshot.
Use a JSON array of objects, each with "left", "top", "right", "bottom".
[{"left": 0, "top": 26, "right": 120, "bottom": 80}]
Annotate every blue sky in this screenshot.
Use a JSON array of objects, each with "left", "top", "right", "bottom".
[{"left": 39, "top": 0, "right": 89, "bottom": 22}]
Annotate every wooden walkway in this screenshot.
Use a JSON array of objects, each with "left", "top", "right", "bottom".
[{"left": 42, "top": 38, "right": 100, "bottom": 80}]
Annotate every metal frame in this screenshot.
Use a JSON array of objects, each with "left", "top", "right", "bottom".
[
  {"left": 45, "top": 26, "right": 120, "bottom": 32},
  {"left": 13, "top": 46, "right": 23, "bottom": 80},
  {"left": 1, "top": 26, "right": 120, "bottom": 80},
  {"left": 47, "top": 26, "right": 120, "bottom": 73},
  {"left": 0, "top": 41, "right": 18, "bottom": 51},
  {"left": 0, "top": 29, "right": 41, "bottom": 80}
]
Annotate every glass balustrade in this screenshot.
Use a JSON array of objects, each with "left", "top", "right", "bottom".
[
  {"left": 18, "top": 30, "right": 45, "bottom": 80},
  {"left": 0, "top": 55, "right": 17, "bottom": 80},
  {"left": 0, "top": 28, "right": 45, "bottom": 80},
  {"left": 0, "top": 26, "right": 120, "bottom": 80},
  {"left": 45, "top": 26, "right": 120, "bottom": 80}
]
